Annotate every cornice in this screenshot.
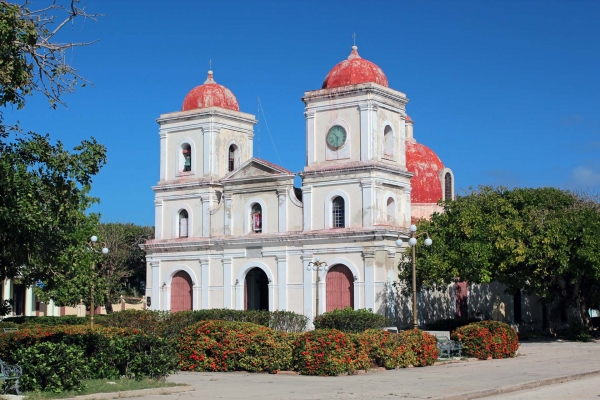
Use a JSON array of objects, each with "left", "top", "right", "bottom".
[
  {"left": 157, "top": 106, "right": 257, "bottom": 127},
  {"left": 300, "top": 161, "right": 413, "bottom": 180}
]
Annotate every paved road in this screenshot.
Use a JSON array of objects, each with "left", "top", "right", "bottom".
[
  {"left": 486, "top": 375, "right": 600, "bottom": 399},
  {"left": 146, "top": 341, "right": 600, "bottom": 400}
]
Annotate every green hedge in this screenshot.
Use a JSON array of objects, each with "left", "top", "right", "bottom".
[
  {"left": 313, "top": 308, "right": 392, "bottom": 333},
  {"left": 452, "top": 320, "right": 520, "bottom": 360},
  {"left": 0, "top": 326, "right": 178, "bottom": 392}
]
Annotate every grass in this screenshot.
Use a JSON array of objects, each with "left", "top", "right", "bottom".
[{"left": 23, "top": 379, "right": 184, "bottom": 399}]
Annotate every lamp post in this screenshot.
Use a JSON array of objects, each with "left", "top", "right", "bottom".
[
  {"left": 395, "top": 224, "right": 432, "bottom": 330},
  {"left": 307, "top": 257, "right": 329, "bottom": 317},
  {"left": 88, "top": 235, "right": 109, "bottom": 330}
]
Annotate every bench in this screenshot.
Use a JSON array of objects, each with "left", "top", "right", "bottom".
[
  {"left": 2, "top": 328, "right": 17, "bottom": 333},
  {"left": 436, "top": 336, "right": 462, "bottom": 359},
  {"left": 0, "top": 359, "right": 22, "bottom": 395}
]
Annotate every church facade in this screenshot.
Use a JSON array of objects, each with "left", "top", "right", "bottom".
[{"left": 143, "top": 45, "right": 457, "bottom": 324}]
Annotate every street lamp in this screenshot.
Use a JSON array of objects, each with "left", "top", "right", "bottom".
[
  {"left": 88, "top": 235, "right": 109, "bottom": 329},
  {"left": 307, "top": 257, "right": 329, "bottom": 317},
  {"left": 395, "top": 224, "right": 432, "bottom": 330}
]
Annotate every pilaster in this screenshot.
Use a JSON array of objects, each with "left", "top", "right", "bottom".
[
  {"left": 150, "top": 261, "right": 160, "bottom": 310},
  {"left": 361, "top": 179, "right": 375, "bottom": 227},
  {"left": 302, "top": 253, "right": 314, "bottom": 321},
  {"left": 159, "top": 130, "right": 167, "bottom": 181},
  {"left": 222, "top": 257, "right": 232, "bottom": 309},
  {"left": 305, "top": 111, "right": 316, "bottom": 165},
  {"left": 277, "top": 188, "right": 288, "bottom": 233},
  {"left": 363, "top": 248, "right": 376, "bottom": 311},
  {"left": 302, "top": 186, "right": 312, "bottom": 231},
  {"left": 276, "top": 254, "right": 287, "bottom": 310},
  {"left": 224, "top": 193, "right": 233, "bottom": 236},
  {"left": 154, "top": 198, "right": 163, "bottom": 239},
  {"left": 359, "top": 102, "right": 377, "bottom": 161},
  {"left": 199, "top": 257, "right": 210, "bottom": 309}
]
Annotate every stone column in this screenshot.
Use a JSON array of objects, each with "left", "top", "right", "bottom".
[
  {"left": 201, "top": 194, "right": 215, "bottom": 237},
  {"left": 276, "top": 255, "right": 287, "bottom": 310},
  {"left": 200, "top": 258, "right": 210, "bottom": 309},
  {"left": 363, "top": 248, "right": 376, "bottom": 311},
  {"left": 222, "top": 257, "right": 232, "bottom": 309},
  {"left": 2, "top": 279, "right": 11, "bottom": 302},
  {"left": 25, "top": 286, "right": 33, "bottom": 317}
]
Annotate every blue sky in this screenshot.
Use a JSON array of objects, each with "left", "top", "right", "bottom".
[{"left": 5, "top": 0, "right": 600, "bottom": 225}]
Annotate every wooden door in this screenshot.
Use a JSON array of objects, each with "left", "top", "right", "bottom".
[
  {"left": 455, "top": 281, "right": 468, "bottom": 319},
  {"left": 171, "top": 271, "right": 193, "bottom": 312},
  {"left": 326, "top": 265, "right": 354, "bottom": 312}
]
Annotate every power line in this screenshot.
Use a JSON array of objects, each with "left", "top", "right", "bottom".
[{"left": 257, "top": 97, "right": 282, "bottom": 165}]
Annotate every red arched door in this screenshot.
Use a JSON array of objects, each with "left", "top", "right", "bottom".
[
  {"left": 326, "top": 265, "right": 354, "bottom": 312},
  {"left": 171, "top": 271, "right": 193, "bottom": 312}
]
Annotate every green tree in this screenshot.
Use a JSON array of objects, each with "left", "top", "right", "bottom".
[
  {"left": 398, "top": 186, "right": 600, "bottom": 328},
  {"left": 0, "top": 1, "right": 105, "bottom": 289}
]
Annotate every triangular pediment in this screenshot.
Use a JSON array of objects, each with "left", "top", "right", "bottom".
[{"left": 221, "top": 158, "right": 294, "bottom": 182}]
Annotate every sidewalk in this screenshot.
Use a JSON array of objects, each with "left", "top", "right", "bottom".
[{"left": 147, "top": 341, "right": 600, "bottom": 399}]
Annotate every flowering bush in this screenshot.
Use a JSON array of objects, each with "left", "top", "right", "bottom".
[
  {"left": 452, "top": 320, "right": 519, "bottom": 360},
  {"left": 397, "top": 329, "right": 438, "bottom": 366},
  {"left": 292, "top": 329, "right": 370, "bottom": 376},
  {"left": 313, "top": 308, "right": 391, "bottom": 333},
  {"left": 358, "top": 329, "right": 415, "bottom": 369},
  {"left": 177, "top": 320, "right": 294, "bottom": 373}
]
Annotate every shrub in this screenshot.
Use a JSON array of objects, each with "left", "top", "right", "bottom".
[
  {"left": 0, "top": 325, "right": 178, "bottom": 381},
  {"left": 568, "top": 320, "right": 592, "bottom": 342},
  {"left": 177, "top": 320, "right": 294, "bottom": 373},
  {"left": 16, "top": 342, "right": 88, "bottom": 392},
  {"left": 397, "top": 329, "right": 438, "bottom": 366},
  {"left": 358, "top": 329, "right": 415, "bottom": 369},
  {"left": 292, "top": 329, "right": 370, "bottom": 376},
  {"left": 452, "top": 321, "right": 519, "bottom": 360},
  {"left": 313, "top": 308, "right": 392, "bottom": 333},
  {"left": 4, "top": 315, "right": 88, "bottom": 326},
  {"left": 96, "top": 310, "right": 167, "bottom": 334}
]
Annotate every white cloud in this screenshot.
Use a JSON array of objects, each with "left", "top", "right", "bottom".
[{"left": 570, "top": 166, "right": 600, "bottom": 188}]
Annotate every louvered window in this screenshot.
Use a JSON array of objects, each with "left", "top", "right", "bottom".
[{"left": 332, "top": 197, "right": 345, "bottom": 228}]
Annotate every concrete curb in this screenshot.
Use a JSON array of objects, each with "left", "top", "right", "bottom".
[
  {"left": 64, "top": 384, "right": 193, "bottom": 400},
  {"left": 432, "top": 369, "right": 600, "bottom": 400}
]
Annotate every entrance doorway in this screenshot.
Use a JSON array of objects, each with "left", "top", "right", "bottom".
[
  {"left": 245, "top": 268, "right": 269, "bottom": 310},
  {"left": 171, "top": 271, "right": 193, "bottom": 312},
  {"left": 326, "top": 264, "right": 354, "bottom": 312}
]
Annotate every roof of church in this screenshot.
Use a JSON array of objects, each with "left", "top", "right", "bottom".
[
  {"left": 406, "top": 140, "right": 445, "bottom": 204},
  {"left": 322, "top": 46, "right": 389, "bottom": 89},
  {"left": 182, "top": 70, "right": 240, "bottom": 112}
]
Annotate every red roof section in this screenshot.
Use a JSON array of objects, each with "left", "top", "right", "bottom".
[
  {"left": 406, "top": 141, "right": 444, "bottom": 203},
  {"left": 182, "top": 71, "right": 240, "bottom": 112},
  {"left": 322, "top": 46, "right": 388, "bottom": 89}
]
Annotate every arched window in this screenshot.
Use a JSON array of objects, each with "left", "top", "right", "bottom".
[
  {"left": 332, "top": 196, "right": 345, "bottom": 228},
  {"left": 179, "top": 210, "right": 189, "bottom": 238},
  {"left": 386, "top": 197, "right": 395, "bottom": 223},
  {"left": 383, "top": 125, "right": 393, "bottom": 158},
  {"left": 445, "top": 172, "right": 452, "bottom": 200},
  {"left": 181, "top": 144, "right": 191, "bottom": 172},
  {"left": 228, "top": 144, "right": 239, "bottom": 172},
  {"left": 251, "top": 203, "right": 262, "bottom": 233}
]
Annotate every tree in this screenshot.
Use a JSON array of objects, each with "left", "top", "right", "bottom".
[
  {"left": 0, "top": 1, "right": 105, "bottom": 288},
  {"left": 0, "top": 0, "right": 100, "bottom": 111},
  {"left": 35, "top": 223, "right": 154, "bottom": 312},
  {"left": 398, "top": 186, "right": 600, "bottom": 328}
]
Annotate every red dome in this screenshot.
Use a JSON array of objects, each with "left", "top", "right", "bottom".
[
  {"left": 406, "top": 141, "right": 444, "bottom": 203},
  {"left": 322, "top": 46, "right": 388, "bottom": 89},
  {"left": 182, "top": 71, "right": 239, "bottom": 112}
]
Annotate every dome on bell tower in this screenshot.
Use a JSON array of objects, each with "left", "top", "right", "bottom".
[
  {"left": 322, "top": 46, "right": 389, "bottom": 89},
  {"left": 182, "top": 70, "right": 240, "bottom": 112}
]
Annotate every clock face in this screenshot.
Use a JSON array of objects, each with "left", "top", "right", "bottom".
[{"left": 326, "top": 125, "right": 347, "bottom": 150}]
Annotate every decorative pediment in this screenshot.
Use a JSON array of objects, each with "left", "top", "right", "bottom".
[{"left": 220, "top": 158, "right": 294, "bottom": 183}]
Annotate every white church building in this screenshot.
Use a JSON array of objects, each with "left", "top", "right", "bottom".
[{"left": 142, "top": 45, "right": 460, "bottom": 324}]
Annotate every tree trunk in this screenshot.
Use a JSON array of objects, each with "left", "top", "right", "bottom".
[
  {"left": 105, "top": 302, "right": 113, "bottom": 314},
  {"left": 578, "top": 293, "right": 590, "bottom": 329}
]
